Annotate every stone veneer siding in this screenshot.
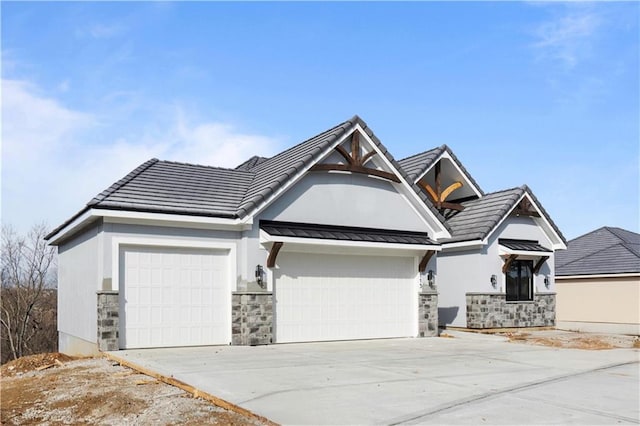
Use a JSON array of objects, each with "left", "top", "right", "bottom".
[
  {"left": 418, "top": 291, "right": 439, "bottom": 337},
  {"left": 232, "top": 292, "right": 273, "bottom": 345},
  {"left": 97, "top": 290, "right": 119, "bottom": 351},
  {"left": 466, "top": 293, "right": 556, "bottom": 329}
]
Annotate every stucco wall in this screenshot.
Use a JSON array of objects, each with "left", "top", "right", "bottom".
[
  {"left": 101, "top": 223, "right": 243, "bottom": 286},
  {"left": 438, "top": 216, "right": 556, "bottom": 328},
  {"left": 57, "top": 222, "right": 103, "bottom": 348},
  {"left": 486, "top": 216, "right": 555, "bottom": 294},
  {"left": 261, "top": 172, "right": 431, "bottom": 232},
  {"left": 556, "top": 276, "right": 640, "bottom": 335}
]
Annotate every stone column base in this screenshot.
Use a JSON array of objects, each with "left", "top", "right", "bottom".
[
  {"left": 97, "top": 291, "right": 119, "bottom": 351},
  {"left": 418, "top": 291, "right": 438, "bottom": 337},
  {"left": 232, "top": 292, "right": 273, "bottom": 345}
]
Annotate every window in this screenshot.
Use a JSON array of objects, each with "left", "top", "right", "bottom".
[{"left": 505, "top": 259, "right": 533, "bottom": 302}]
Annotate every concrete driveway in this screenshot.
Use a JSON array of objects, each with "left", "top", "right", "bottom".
[{"left": 110, "top": 332, "right": 639, "bottom": 425}]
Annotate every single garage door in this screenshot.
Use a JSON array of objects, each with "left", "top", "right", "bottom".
[
  {"left": 275, "top": 252, "right": 417, "bottom": 343},
  {"left": 119, "top": 245, "right": 230, "bottom": 349}
]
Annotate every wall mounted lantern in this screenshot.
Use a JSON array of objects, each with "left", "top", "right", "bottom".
[
  {"left": 427, "top": 270, "right": 435, "bottom": 288},
  {"left": 544, "top": 276, "right": 550, "bottom": 289},
  {"left": 255, "top": 264, "right": 265, "bottom": 288},
  {"left": 490, "top": 274, "right": 498, "bottom": 289}
]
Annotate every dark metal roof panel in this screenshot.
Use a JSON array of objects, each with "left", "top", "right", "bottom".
[
  {"left": 499, "top": 239, "right": 551, "bottom": 252},
  {"left": 260, "top": 220, "right": 437, "bottom": 246}
]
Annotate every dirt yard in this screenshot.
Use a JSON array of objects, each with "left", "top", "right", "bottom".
[
  {"left": 495, "top": 329, "right": 639, "bottom": 349},
  {"left": 1, "top": 353, "right": 272, "bottom": 425}
]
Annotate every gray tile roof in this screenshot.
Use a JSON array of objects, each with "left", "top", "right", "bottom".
[
  {"left": 48, "top": 115, "right": 451, "bottom": 241},
  {"left": 235, "top": 156, "right": 269, "bottom": 171},
  {"left": 398, "top": 145, "right": 485, "bottom": 196},
  {"left": 260, "top": 220, "right": 436, "bottom": 245},
  {"left": 498, "top": 239, "right": 551, "bottom": 252},
  {"left": 88, "top": 159, "right": 254, "bottom": 218},
  {"left": 397, "top": 147, "right": 443, "bottom": 182},
  {"left": 440, "top": 185, "right": 567, "bottom": 246},
  {"left": 235, "top": 115, "right": 450, "bottom": 226},
  {"left": 442, "top": 187, "right": 523, "bottom": 243},
  {"left": 556, "top": 227, "right": 640, "bottom": 276}
]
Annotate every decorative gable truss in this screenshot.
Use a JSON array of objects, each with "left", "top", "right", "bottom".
[
  {"left": 412, "top": 150, "right": 484, "bottom": 214},
  {"left": 310, "top": 130, "right": 400, "bottom": 183}
]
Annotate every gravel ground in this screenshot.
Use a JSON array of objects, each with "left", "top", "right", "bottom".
[{"left": 1, "top": 355, "right": 272, "bottom": 425}]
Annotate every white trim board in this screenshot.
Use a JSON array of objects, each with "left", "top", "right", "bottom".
[
  {"left": 110, "top": 236, "right": 237, "bottom": 293},
  {"left": 48, "top": 208, "right": 252, "bottom": 245}
]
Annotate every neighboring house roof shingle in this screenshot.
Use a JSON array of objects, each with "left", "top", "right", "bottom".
[
  {"left": 398, "top": 145, "right": 485, "bottom": 196},
  {"left": 556, "top": 227, "right": 640, "bottom": 276},
  {"left": 260, "top": 220, "right": 436, "bottom": 245}
]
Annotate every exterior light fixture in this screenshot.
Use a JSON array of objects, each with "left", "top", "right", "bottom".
[
  {"left": 255, "top": 264, "right": 265, "bottom": 288},
  {"left": 490, "top": 274, "right": 497, "bottom": 288},
  {"left": 544, "top": 276, "right": 550, "bottom": 289},
  {"left": 427, "top": 270, "right": 435, "bottom": 288}
]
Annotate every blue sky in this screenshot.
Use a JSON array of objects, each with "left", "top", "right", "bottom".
[{"left": 2, "top": 2, "right": 638, "bottom": 239}]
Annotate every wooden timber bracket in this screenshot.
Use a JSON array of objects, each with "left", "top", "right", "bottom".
[
  {"left": 417, "top": 161, "right": 464, "bottom": 211},
  {"left": 533, "top": 256, "right": 549, "bottom": 274},
  {"left": 267, "top": 242, "right": 283, "bottom": 268},
  {"left": 419, "top": 250, "right": 436, "bottom": 273},
  {"left": 511, "top": 197, "right": 541, "bottom": 218},
  {"left": 501, "top": 254, "right": 518, "bottom": 274},
  {"left": 310, "top": 131, "right": 401, "bottom": 183}
]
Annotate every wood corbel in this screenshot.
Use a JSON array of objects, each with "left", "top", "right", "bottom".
[
  {"left": 419, "top": 250, "right": 436, "bottom": 273},
  {"left": 267, "top": 242, "right": 283, "bottom": 268},
  {"left": 501, "top": 254, "right": 518, "bottom": 274},
  {"left": 533, "top": 256, "right": 549, "bottom": 274}
]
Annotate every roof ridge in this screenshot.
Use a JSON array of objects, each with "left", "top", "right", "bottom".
[
  {"left": 251, "top": 117, "right": 354, "bottom": 172},
  {"left": 620, "top": 242, "right": 640, "bottom": 259},
  {"left": 88, "top": 158, "right": 159, "bottom": 206},
  {"left": 352, "top": 118, "right": 451, "bottom": 230},
  {"left": 398, "top": 145, "right": 445, "bottom": 162},
  {"left": 555, "top": 241, "right": 623, "bottom": 267},
  {"left": 157, "top": 159, "right": 255, "bottom": 173},
  {"left": 481, "top": 186, "right": 524, "bottom": 197},
  {"left": 605, "top": 226, "right": 640, "bottom": 243}
]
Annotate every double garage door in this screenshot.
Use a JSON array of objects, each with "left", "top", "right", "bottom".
[
  {"left": 274, "top": 252, "right": 417, "bottom": 343},
  {"left": 119, "top": 246, "right": 417, "bottom": 348}
]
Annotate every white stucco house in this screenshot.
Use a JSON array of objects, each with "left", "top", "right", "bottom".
[{"left": 47, "top": 116, "right": 567, "bottom": 355}]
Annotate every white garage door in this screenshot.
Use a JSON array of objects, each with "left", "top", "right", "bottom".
[
  {"left": 119, "top": 245, "right": 230, "bottom": 349},
  {"left": 275, "top": 252, "right": 417, "bottom": 343}
]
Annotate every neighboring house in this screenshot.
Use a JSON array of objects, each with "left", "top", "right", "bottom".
[
  {"left": 47, "top": 115, "right": 566, "bottom": 355},
  {"left": 555, "top": 227, "right": 640, "bottom": 335}
]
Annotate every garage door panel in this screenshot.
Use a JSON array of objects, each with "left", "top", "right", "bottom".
[
  {"left": 275, "top": 252, "right": 416, "bottom": 343},
  {"left": 120, "top": 246, "right": 230, "bottom": 349}
]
